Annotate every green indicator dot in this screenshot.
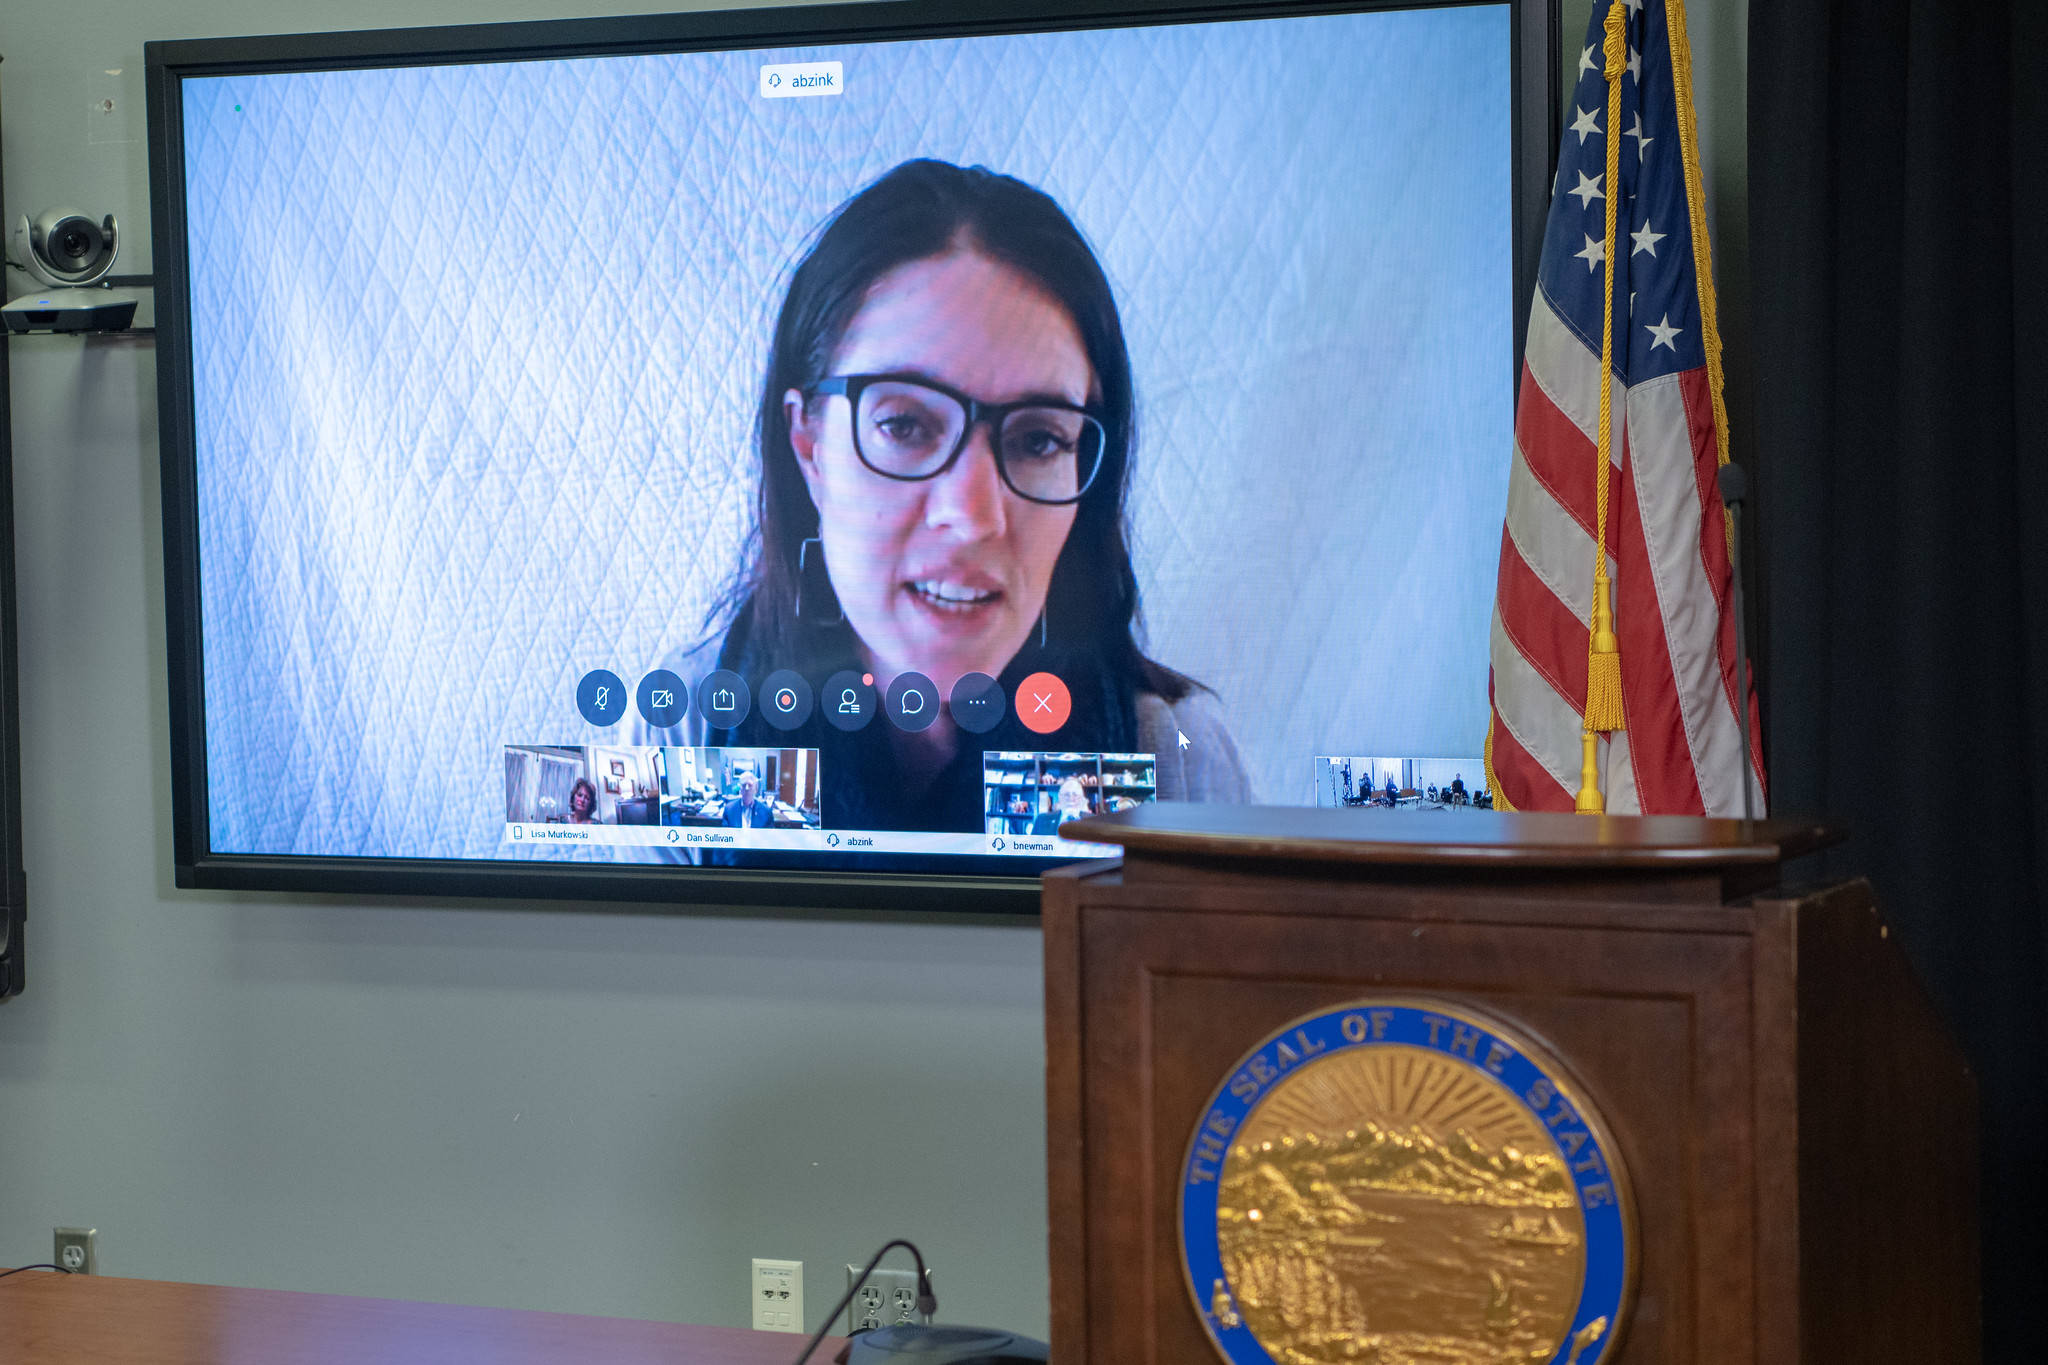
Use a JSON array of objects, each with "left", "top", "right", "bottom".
[{"left": 234, "top": 103, "right": 242, "bottom": 112}]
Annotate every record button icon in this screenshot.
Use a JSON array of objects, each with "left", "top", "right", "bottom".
[{"left": 758, "top": 669, "right": 814, "bottom": 732}]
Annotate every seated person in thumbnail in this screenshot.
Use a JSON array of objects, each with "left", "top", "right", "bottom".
[
  {"left": 643, "top": 159, "right": 1252, "bottom": 829},
  {"left": 1031, "top": 777, "right": 1094, "bottom": 836},
  {"left": 567, "top": 778, "right": 598, "bottom": 824},
  {"left": 720, "top": 774, "right": 778, "bottom": 829}
]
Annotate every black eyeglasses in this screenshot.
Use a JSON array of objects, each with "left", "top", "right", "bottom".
[{"left": 807, "top": 374, "right": 1108, "bottom": 506}]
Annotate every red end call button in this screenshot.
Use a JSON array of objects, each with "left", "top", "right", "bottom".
[{"left": 1017, "top": 672, "right": 1071, "bottom": 735}]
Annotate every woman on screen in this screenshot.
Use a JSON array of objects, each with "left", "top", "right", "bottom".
[
  {"left": 566, "top": 778, "right": 598, "bottom": 825},
  {"left": 667, "top": 159, "right": 1249, "bottom": 830}
]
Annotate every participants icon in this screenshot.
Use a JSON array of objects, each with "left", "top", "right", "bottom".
[
  {"left": 823, "top": 669, "right": 878, "bottom": 732},
  {"left": 576, "top": 669, "right": 628, "bottom": 727}
]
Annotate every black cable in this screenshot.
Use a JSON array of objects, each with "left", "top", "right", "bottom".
[
  {"left": 791, "top": 1238, "right": 935, "bottom": 1365},
  {"left": 0, "top": 1263, "right": 72, "bottom": 1279}
]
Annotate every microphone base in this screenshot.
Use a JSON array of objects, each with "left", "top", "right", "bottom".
[{"left": 836, "top": 1323, "right": 1049, "bottom": 1365}]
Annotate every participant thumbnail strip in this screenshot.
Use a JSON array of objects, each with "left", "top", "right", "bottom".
[
  {"left": 505, "top": 744, "right": 665, "bottom": 826},
  {"left": 503, "top": 744, "right": 821, "bottom": 834},
  {"left": 1314, "top": 755, "right": 1492, "bottom": 809},
  {"left": 983, "top": 750, "right": 1157, "bottom": 838},
  {"left": 659, "top": 746, "right": 820, "bottom": 830}
]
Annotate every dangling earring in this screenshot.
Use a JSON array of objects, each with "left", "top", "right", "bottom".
[
  {"left": 795, "top": 537, "right": 844, "bottom": 626},
  {"left": 1037, "top": 603, "right": 1048, "bottom": 649}
]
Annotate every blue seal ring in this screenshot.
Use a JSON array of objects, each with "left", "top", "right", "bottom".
[{"left": 1179, "top": 997, "right": 1634, "bottom": 1365}]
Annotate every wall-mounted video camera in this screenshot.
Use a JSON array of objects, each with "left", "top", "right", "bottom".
[
  {"left": 3, "top": 209, "right": 138, "bottom": 333},
  {"left": 13, "top": 209, "right": 121, "bottom": 286}
]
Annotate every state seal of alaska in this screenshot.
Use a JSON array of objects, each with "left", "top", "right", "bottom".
[{"left": 1180, "top": 998, "right": 1635, "bottom": 1365}]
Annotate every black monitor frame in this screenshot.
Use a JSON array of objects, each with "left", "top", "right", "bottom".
[
  {"left": 146, "top": 0, "right": 1559, "bottom": 916},
  {"left": 1, "top": 52, "right": 27, "bottom": 998}
]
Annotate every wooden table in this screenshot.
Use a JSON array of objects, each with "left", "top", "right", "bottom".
[{"left": 0, "top": 1272, "right": 842, "bottom": 1364}]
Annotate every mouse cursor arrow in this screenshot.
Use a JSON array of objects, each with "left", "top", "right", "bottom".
[{"left": 1177, "top": 730, "right": 1190, "bottom": 751}]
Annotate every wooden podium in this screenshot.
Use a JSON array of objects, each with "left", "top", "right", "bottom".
[{"left": 1042, "top": 806, "right": 1977, "bottom": 1364}]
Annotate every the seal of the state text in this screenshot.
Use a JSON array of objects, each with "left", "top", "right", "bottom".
[{"left": 1180, "top": 998, "right": 1634, "bottom": 1365}]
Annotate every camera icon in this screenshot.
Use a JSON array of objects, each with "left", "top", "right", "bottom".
[{"left": 635, "top": 670, "right": 688, "bottom": 728}]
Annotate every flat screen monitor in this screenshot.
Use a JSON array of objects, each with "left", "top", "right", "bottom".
[{"left": 148, "top": 0, "right": 1554, "bottom": 911}]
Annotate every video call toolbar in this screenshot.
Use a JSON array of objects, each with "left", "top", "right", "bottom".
[{"left": 573, "top": 666, "right": 1074, "bottom": 735}]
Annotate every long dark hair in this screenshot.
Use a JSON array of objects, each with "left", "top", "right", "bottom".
[{"left": 712, "top": 158, "right": 1190, "bottom": 715}]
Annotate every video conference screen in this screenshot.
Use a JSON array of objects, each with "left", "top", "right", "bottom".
[{"left": 172, "top": 2, "right": 1513, "bottom": 879}]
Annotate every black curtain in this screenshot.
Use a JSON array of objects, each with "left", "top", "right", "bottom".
[{"left": 1749, "top": 0, "right": 2046, "bottom": 1355}]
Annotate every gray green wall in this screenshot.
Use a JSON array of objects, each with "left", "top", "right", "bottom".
[{"left": 0, "top": 0, "right": 1743, "bottom": 1337}]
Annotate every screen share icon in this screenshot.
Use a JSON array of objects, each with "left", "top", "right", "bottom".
[{"left": 694, "top": 669, "right": 751, "bottom": 728}]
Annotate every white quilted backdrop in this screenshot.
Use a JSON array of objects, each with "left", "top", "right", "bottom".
[{"left": 182, "top": 6, "right": 1510, "bottom": 857}]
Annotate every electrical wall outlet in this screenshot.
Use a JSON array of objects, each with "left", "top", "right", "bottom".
[
  {"left": 845, "top": 1263, "right": 930, "bottom": 1334},
  {"left": 54, "top": 1227, "right": 96, "bottom": 1275},
  {"left": 750, "top": 1257, "right": 803, "bottom": 1333}
]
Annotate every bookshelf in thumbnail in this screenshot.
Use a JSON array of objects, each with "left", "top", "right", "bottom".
[{"left": 983, "top": 751, "right": 1157, "bottom": 838}]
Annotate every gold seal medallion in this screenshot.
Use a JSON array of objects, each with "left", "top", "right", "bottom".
[{"left": 1179, "top": 998, "right": 1634, "bottom": 1365}]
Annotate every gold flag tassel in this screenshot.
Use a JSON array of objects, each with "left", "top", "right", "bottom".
[{"left": 1576, "top": 0, "right": 1630, "bottom": 815}]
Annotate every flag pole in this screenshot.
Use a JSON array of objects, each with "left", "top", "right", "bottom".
[{"left": 1575, "top": 0, "right": 1630, "bottom": 815}]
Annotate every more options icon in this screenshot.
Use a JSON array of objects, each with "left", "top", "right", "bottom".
[
  {"left": 948, "top": 671, "right": 1006, "bottom": 734},
  {"left": 758, "top": 669, "right": 814, "bottom": 732},
  {"left": 885, "top": 671, "right": 939, "bottom": 733},
  {"left": 694, "top": 669, "right": 751, "bottom": 728},
  {"left": 823, "top": 669, "right": 877, "bottom": 732}
]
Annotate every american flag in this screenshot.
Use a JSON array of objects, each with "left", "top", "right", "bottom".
[{"left": 1486, "top": 0, "right": 1766, "bottom": 816}]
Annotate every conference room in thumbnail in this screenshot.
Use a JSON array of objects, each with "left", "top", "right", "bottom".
[{"left": 505, "top": 744, "right": 821, "bottom": 830}]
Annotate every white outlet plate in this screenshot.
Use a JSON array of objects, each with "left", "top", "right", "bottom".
[
  {"left": 750, "top": 1257, "right": 803, "bottom": 1333},
  {"left": 54, "top": 1227, "right": 96, "bottom": 1275},
  {"left": 845, "top": 1263, "right": 929, "bottom": 1334}
]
